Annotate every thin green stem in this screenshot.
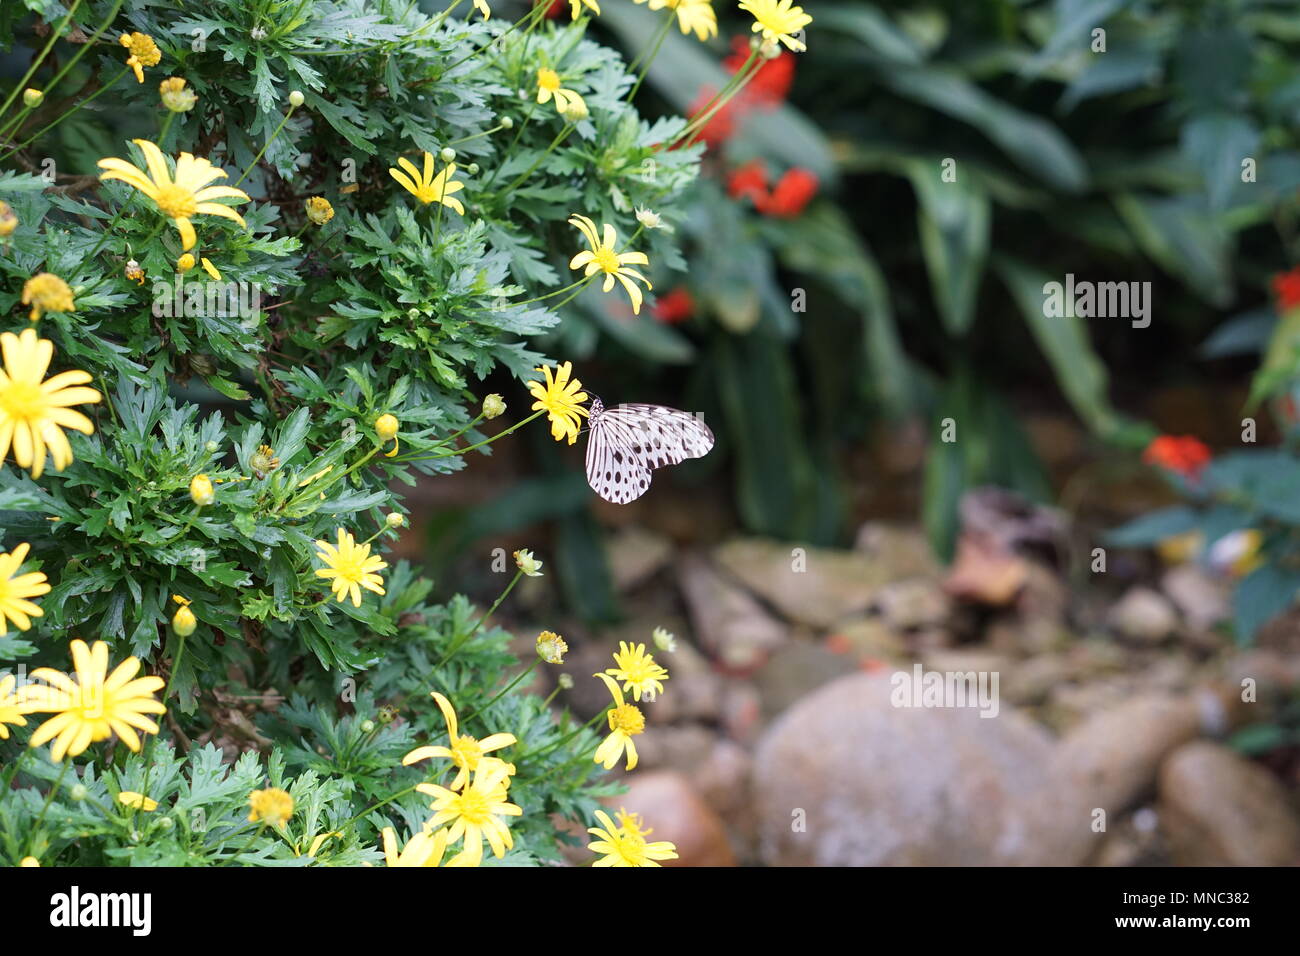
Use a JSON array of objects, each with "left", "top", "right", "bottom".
[
  {"left": 341, "top": 783, "right": 419, "bottom": 830},
  {"left": 483, "top": 104, "right": 535, "bottom": 189},
  {"left": 29, "top": 760, "right": 71, "bottom": 856},
  {"left": 234, "top": 105, "right": 298, "bottom": 188},
  {"left": 0, "top": 0, "right": 84, "bottom": 124},
  {"left": 626, "top": 8, "right": 675, "bottom": 102},
  {"left": 462, "top": 658, "right": 539, "bottom": 724},
  {"left": 423, "top": 409, "right": 544, "bottom": 460},
  {"left": 222, "top": 822, "right": 267, "bottom": 866},
  {"left": 495, "top": 120, "right": 574, "bottom": 197},
  {"left": 678, "top": 53, "right": 762, "bottom": 150},
  {"left": 434, "top": 569, "right": 523, "bottom": 667},
  {"left": 0, "top": 66, "right": 132, "bottom": 164}
]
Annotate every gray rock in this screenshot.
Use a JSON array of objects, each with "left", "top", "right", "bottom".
[
  {"left": 676, "top": 553, "right": 786, "bottom": 671},
  {"left": 1109, "top": 587, "right": 1178, "bottom": 644},
  {"left": 1158, "top": 741, "right": 1300, "bottom": 866},
  {"left": 754, "top": 671, "right": 1209, "bottom": 865},
  {"left": 752, "top": 642, "right": 858, "bottom": 720},
  {"left": 605, "top": 526, "right": 674, "bottom": 592},
  {"left": 713, "top": 537, "right": 933, "bottom": 629}
]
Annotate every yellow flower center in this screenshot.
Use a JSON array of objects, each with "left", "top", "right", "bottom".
[
  {"left": 593, "top": 247, "right": 621, "bottom": 273},
  {"left": 455, "top": 787, "right": 494, "bottom": 824},
  {"left": 331, "top": 550, "right": 371, "bottom": 584},
  {"left": 610, "top": 830, "right": 651, "bottom": 865},
  {"left": 0, "top": 382, "right": 44, "bottom": 423},
  {"left": 154, "top": 183, "right": 197, "bottom": 219},
  {"left": 538, "top": 68, "right": 561, "bottom": 92},
  {"left": 608, "top": 704, "right": 645, "bottom": 736},
  {"left": 450, "top": 735, "right": 482, "bottom": 769}
]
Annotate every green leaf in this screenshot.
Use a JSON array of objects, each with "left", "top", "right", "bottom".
[
  {"left": 1234, "top": 564, "right": 1300, "bottom": 645},
  {"left": 906, "top": 163, "right": 989, "bottom": 337},
  {"left": 996, "top": 255, "right": 1126, "bottom": 438}
]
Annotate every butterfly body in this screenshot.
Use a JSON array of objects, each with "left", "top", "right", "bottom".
[{"left": 584, "top": 397, "right": 715, "bottom": 503}]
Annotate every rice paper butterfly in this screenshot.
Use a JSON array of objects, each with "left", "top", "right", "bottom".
[{"left": 585, "top": 398, "right": 715, "bottom": 503}]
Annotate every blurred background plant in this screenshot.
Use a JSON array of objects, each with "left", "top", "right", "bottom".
[{"left": 442, "top": 0, "right": 1300, "bottom": 639}]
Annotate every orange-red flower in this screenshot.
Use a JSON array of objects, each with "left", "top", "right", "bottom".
[
  {"left": 727, "top": 159, "right": 769, "bottom": 203},
  {"left": 758, "top": 168, "right": 818, "bottom": 218},
  {"left": 1272, "top": 267, "right": 1300, "bottom": 312},
  {"left": 722, "top": 35, "right": 795, "bottom": 107},
  {"left": 652, "top": 288, "right": 695, "bottom": 325},
  {"left": 1143, "top": 435, "right": 1212, "bottom": 479}
]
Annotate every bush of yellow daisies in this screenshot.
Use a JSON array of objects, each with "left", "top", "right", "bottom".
[{"left": 0, "top": 0, "right": 808, "bottom": 866}]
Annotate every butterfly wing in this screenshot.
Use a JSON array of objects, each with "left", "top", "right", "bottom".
[{"left": 585, "top": 403, "right": 714, "bottom": 504}]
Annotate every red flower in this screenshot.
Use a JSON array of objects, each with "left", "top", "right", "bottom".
[
  {"left": 727, "top": 159, "right": 769, "bottom": 204},
  {"left": 686, "top": 87, "right": 739, "bottom": 150},
  {"left": 536, "top": 0, "right": 564, "bottom": 18},
  {"left": 757, "top": 167, "right": 818, "bottom": 218},
  {"left": 1273, "top": 266, "right": 1300, "bottom": 311},
  {"left": 1143, "top": 435, "right": 1212, "bottom": 479},
  {"left": 722, "top": 36, "right": 795, "bottom": 107},
  {"left": 652, "top": 287, "right": 695, "bottom": 324}
]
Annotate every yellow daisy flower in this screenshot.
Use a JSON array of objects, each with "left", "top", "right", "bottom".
[
  {"left": 314, "top": 528, "right": 388, "bottom": 607},
  {"left": 0, "top": 542, "right": 50, "bottom": 633},
  {"left": 587, "top": 809, "right": 679, "bottom": 866},
  {"left": 402, "top": 691, "right": 517, "bottom": 791},
  {"left": 0, "top": 200, "right": 17, "bottom": 236},
  {"left": 592, "top": 673, "right": 644, "bottom": 770},
  {"left": 248, "top": 787, "right": 294, "bottom": 827},
  {"left": 605, "top": 640, "right": 669, "bottom": 701},
  {"left": 417, "top": 761, "right": 522, "bottom": 867},
  {"left": 388, "top": 152, "right": 465, "bottom": 214},
  {"left": 119, "top": 32, "right": 162, "bottom": 83},
  {"left": 568, "top": 214, "right": 653, "bottom": 314},
  {"left": 0, "top": 327, "right": 102, "bottom": 480},
  {"left": 527, "top": 361, "right": 589, "bottom": 445},
  {"left": 635, "top": 0, "right": 718, "bottom": 41},
  {"left": 24, "top": 640, "right": 166, "bottom": 761},
  {"left": 380, "top": 826, "right": 453, "bottom": 867},
  {"left": 118, "top": 791, "right": 159, "bottom": 811},
  {"left": 570, "top": 0, "right": 601, "bottom": 17},
  {"left": 536, "top": 68, "right": 587, "bottom": 118},
  {"left": 738, "top": 0, "right": 812, "bottom": 52},
  {"left": 97, "top": 139, "right": 249, "bottom": 251},
  {"left": 21, "top": 273, "right": 75, "bottom": 322},
  {"left": 0, "top": 673, "right": 33, "bottom": 740}
]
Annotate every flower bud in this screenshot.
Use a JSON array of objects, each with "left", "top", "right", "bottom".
[
  {"left": 0, "top": 201, "right": 16, "bottom": 237},
  {"left": 22, "top": 88, "right": 43, "bottom": 108},
  {"left": 467, "top": 163, "right": 480, "bottom": 175},
  {"left": 482, "top": 393, "right": 506, "bottom": 419},
  {"left": 70, "top": 784, "right": 88, "bottom": 802},
  {"left": 557, "top": 673, "right": 574, "bottom": 690},
  {"left": 653, "top": 626, "right": 677, "bottom": 653},
  {"left": 440, "top": 146, "right": 456, "bottom": 162},
  {"left": 172, "top": 601, "right": 197, "bottom": 637},
  {"left": 386, "top": 512, "right": 406, "bottom": 529},
  {"left": 499, "top": 116, "right": 514, "bottom": 129},
  {"left": 375, "top": 414, "right": 399, "bottom": 441},
  {"left": 360, "top": 719, "right": 376, "bottom": 734},
  {"left": 177, "top": 253, "right": 196, "bottom": 273},
  {"left": 189, "top": 473, "right": 214, "bottom": 506},
  {"left": 513, "top": 549, "right": 543, "bottom": 576},
  {"left": 288, "top": 90, "right": 305, "bottom": 107}
]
